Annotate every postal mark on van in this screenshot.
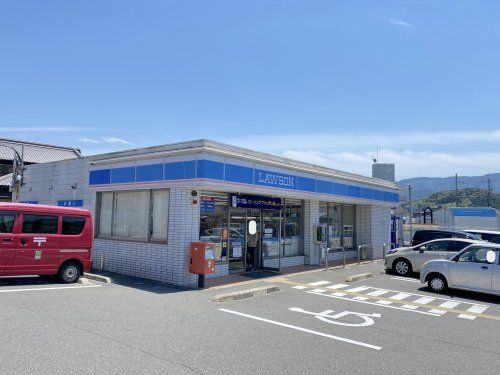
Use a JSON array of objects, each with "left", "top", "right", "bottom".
[{"left": 0, "top": 203, "right": 93, "bottom": 283}]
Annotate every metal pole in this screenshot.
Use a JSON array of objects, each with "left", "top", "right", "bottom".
[
  {"left": 455, "top": 173, "right": 459, "bottom": 207},
  {"left": 325, "top": 248, "right": 328, "bottom": 271},
  {"left": 408, "top": 185, "right": 413, "bottom": 243},
  {"left": 343, "top": 246, "right": 346, "bottom": 268},
  {"left": 358, "top": 245, "right": 361, "bottom": 264},
  {"left": 198, "top": 274, "right": 205, "bottom": 288}
]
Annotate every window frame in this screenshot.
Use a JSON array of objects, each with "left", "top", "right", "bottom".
[
  {"left": 61, "top": 215, "right": 87, "bottom": 236},
  {"left": 96, "top": 189, "right": 169, "bottom": 243},
  {"left": 0, "top": 211, "right": 17, "bottom": 234},
  {"left": 21, "top": 213, "right": 59, "bottom": 235}
]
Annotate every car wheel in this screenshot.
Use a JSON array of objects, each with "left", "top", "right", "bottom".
[
  {"left": 393, "top": 259, "right": 411, "bottom": 276},
  {"left": 428, "top": 274, "right": 447, "bottom": 293},
  {"left": 58, "top": 262, "right": 80, "bottom": 283}
]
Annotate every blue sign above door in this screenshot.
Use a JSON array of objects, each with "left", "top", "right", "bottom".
[{"left": 230, "top": 194, "right": 282, "bottom": 210}]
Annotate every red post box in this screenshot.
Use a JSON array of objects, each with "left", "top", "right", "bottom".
[{"left": 189, "top": 242, "right": 216, "bottom": 275}]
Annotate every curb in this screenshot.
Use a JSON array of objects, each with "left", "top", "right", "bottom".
[
  {"left": 77, "top": 277, "right": 91, "bottom": 285},
  {"left": 212, "top": 285, "right": 280, "bottom": 302},
  {"left": 345, "top": 272, "right": 373, "bottom": 282},
  {"left": 84, "top": 272, "right": 113, "bottom": 284}
]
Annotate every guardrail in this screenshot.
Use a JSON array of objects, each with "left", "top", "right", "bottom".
[
  {"left": 358, "top": 244, "right": 373, "bottom": 264},
  {"left": 322, "top": 246, "right": 346, "bottom": 270},
  {"left": 382, "top": 243, "right": 397, "bottom": 260}
]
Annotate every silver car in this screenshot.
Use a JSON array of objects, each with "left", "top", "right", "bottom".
[
  {"left": 421, "top": 243, "right": 500, "bottom": 295},
  {"left": 384, "top": 239, "right": 481, "bottom": 276}
]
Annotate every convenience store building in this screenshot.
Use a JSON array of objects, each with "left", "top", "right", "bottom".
[{"left": 17, "top": 140, "right": 399, "bottom": 287}]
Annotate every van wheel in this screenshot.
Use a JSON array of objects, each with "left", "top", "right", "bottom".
[
  {"left": 428, "top": 274, "right": 447, "bottom": 293},
  {"left": 393, "top": 259, "right": 412, "bottom": 276},
  {"left": 58, "top": 262, "right": 80, "bottom": 283}
]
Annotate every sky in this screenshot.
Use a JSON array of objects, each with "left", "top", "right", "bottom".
[{"left": 1, "top": 0, "right": 499, "bottom": 180}]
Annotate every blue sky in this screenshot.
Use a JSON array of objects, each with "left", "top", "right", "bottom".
[{"left": 1, "top": 0, "right": 499, "bottom": 179}]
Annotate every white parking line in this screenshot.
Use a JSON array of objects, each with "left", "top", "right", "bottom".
[
  {"left": 308, "top": 281, "right": 331, "bottom": 286},
  {"left": 366, "top": 290, "right": 390, "bottom": 297},
  {"left": 391, "top": 277, "right": 420, "bottom": 283},
  {"left": 389, "top": 293, "right": 412, "bottom": 301},
  {"left": 457, "top": 305, "right": 489, "bottom": 320},
  {"left": 292, "top": 286, "right": 308, "bottom": 290},
  {"left": 412, "top": 297, "right": 436, "bottom": 305},
  {"left": 311, "top": 288, "right": 327, "bottom": 293},
  {"left": 327, "top": 284, "right": 349, "bottom": 290},
  {"left": 0, "top": 285, "right": 101, "bottom": 293},
  {"left": 345, "top": 287, "right": 371, "bottom": 293},
  {"left": 219, "top": 308, "right": 382, "bottom": 351}
]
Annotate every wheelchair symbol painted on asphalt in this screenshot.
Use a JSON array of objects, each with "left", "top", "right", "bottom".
[{"left": 289, "top": 307, "right": 381, "bottom": 327}]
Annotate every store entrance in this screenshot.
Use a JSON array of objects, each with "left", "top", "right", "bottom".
[{"left": 228, "top": 208, "right": 282, "bottom": 272}]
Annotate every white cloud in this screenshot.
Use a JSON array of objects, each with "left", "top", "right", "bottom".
[
  {"left": 389, "top": 18, "right": 417, "bottom": 30},
  {"left": 281, "top": 149, "right": 500, "bottom": 180},
  {"left": 223, "top": 129, "right": 500, "bottom": 179},
  {"left": 101, "top": 136, "right": 133, "bottom": 145},
  {"left": 80, "top": 137, "right": 101, "bottom": 144}
]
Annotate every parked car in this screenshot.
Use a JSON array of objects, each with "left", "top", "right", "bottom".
[
  {"left": 411, "top": 229, "right": 480, "bottom": 246},
  {"left": 421, "top": 243, "right": 500, "bottom": 295},
  {"left": 463, "top": 229, "right": 500, "bottom": 244},
  {"left": 385, "top": 238, "right": 481, "bottom": 276},
  {"left": 0, "top": 203, "right": 93, "bottom": 283}
]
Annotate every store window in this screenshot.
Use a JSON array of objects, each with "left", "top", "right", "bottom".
[
  {"left": 282, "top": 199, "right": 303, "bottom": 257},
  {"left": 199, "top": 192, "right": 229, "bottom": 263},
  {"left": 96, "top": 189, "right": 169, "bottom": 242},
  {"left": 320, "top": 202, "right": 356, "bottom": 249}
]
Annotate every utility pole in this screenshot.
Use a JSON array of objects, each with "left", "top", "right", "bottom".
[
  {"left": 455, "top": 173, "right": 459, "bottom": 207},
  {"left": 487, "top": 178, "right": 493, "bottom": 207},
  {"left": 482, "top": 177, "right": 494, "bottom": 207},
  {"left": 408, "top": 185, "right": 413, "bottom": 242}
]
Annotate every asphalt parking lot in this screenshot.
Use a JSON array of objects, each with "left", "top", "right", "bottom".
[{"left": 1, "top": 262, "right": 499, "bottom": 375}]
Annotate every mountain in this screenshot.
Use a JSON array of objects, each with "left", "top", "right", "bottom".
[
  {"left": 397, "top": 173, "right": 500, "bottom": 201},
  {"left": 403, "top": 188, "right": 500, "bottom": 210}
]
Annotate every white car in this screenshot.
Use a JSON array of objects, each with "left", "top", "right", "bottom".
[
  {"left": 420, "top": 243, "right": 500, "bottom": 295},
  {"left": 384, "top": 238, "right": 481, "bottom": 276},
  {"left": 463, "top": 229, "right": 500, "bottom": 244}
]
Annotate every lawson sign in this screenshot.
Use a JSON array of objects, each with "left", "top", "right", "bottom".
[{"left": 254, "top": 169, "right": 296, "bottom": 190}]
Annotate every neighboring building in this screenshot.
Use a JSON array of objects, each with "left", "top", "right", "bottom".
[
  {"left": 436, "top": 207, "right": 499, "bottom": 231},
  {"left": 0, "top": 138, "right": 83, "bottom": 201},
  {"left": 16, "top": 139, "right": 399, "bottom": 287},
  {"left": 372, "top": 163, "right": 395, "bottom": 183}
]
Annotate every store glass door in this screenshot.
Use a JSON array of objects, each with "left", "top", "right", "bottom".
[
  {"left": 228, "top": 209, "right": 247, "bottom": 270},
  {"left": 260, "top": 209, "right": 282, "bottom": 271}
]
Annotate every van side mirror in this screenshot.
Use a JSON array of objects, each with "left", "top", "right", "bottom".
[{"left": 419, "top": 246, "right": 425, "bottom": 253}]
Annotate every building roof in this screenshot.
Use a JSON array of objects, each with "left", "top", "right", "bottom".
[
  {"left": 86, "top": 139, "right": 398, "bottom": 190},
  {"left": 0, "top": 138, "right": 83, "bottom": 164},
  {"left": 0, "top": 173, "right": 12, "bottom": 187},
  {"left": 449, "top": 207, "right": 497, "bottom": 217}
]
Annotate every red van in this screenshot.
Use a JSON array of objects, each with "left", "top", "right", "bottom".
[{"left": 0, "top": 203, "right": 93, "bottom": 283}]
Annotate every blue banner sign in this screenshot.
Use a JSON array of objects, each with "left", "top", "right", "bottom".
[
  {"left": 200, "top": 197, "right": 216, "bottom": 213},
  {"left": 20, "top": 201, "right": 38, "bottom": 204},
  {"left": 230, "top": 194, "right": 282, "bottom": 210},
  {"left": 57, "top": 200, "right": 83, "bottom": 207}
]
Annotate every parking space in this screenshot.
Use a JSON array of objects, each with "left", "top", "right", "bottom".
[
  {"left": 0, "top": 276, "right": 102, "bottom": 293},
  {"left": 1, "top": 263, "right": 499, "bottom": 375}
]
